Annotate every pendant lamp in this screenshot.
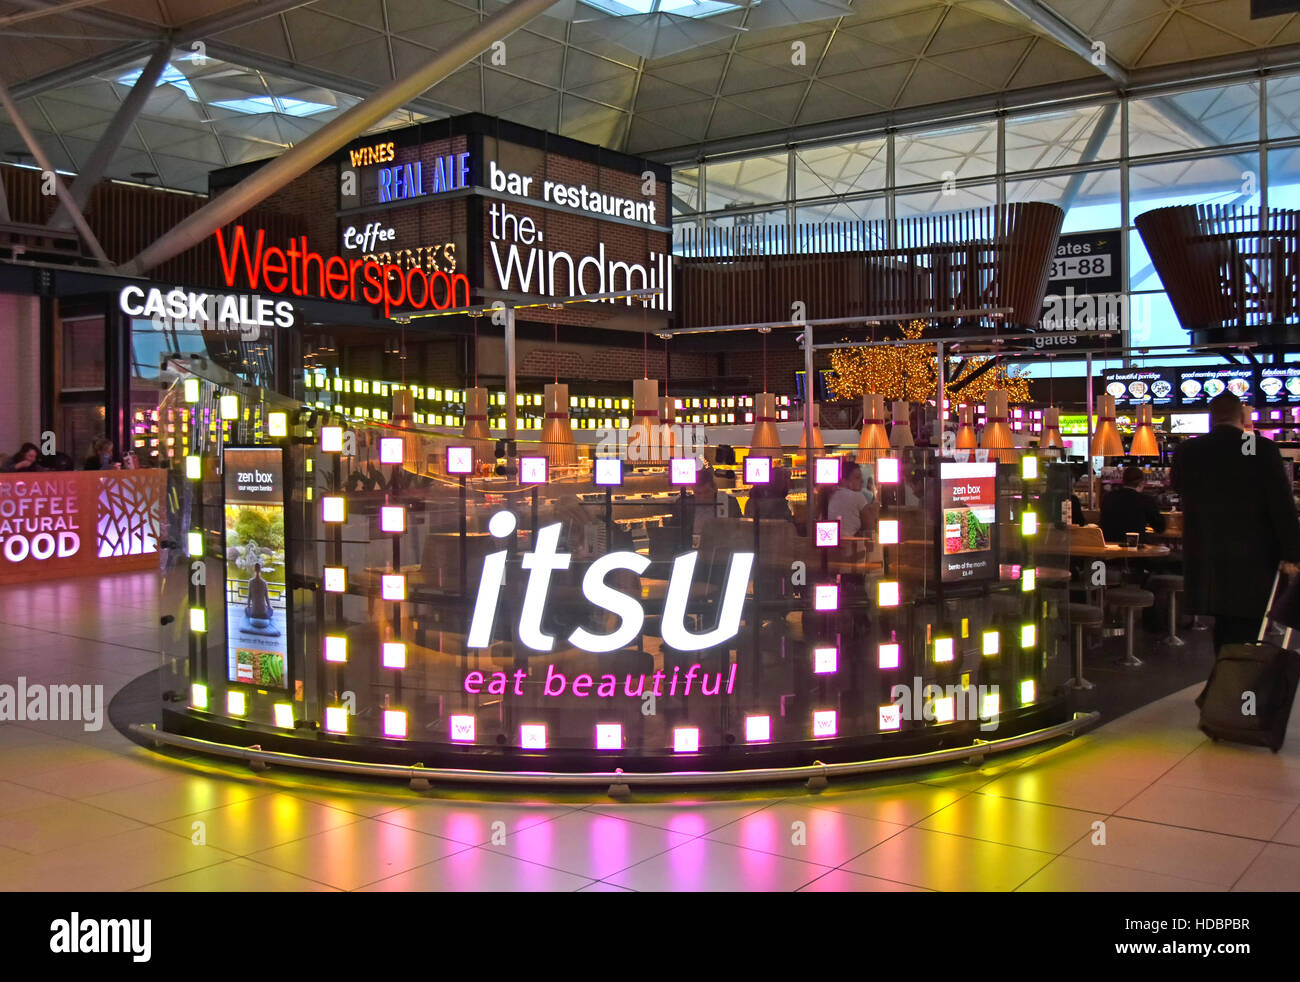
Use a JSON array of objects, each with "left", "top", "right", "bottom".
[
  {"left": 540, "top": 382, "right": 578, "bottom": 466},
  {"left": 750, "top": 392, "right": 782, "bottom": 457},
  {"left": 1040, "top": 407, "right": 1064, "bottom": 449},
  {"left": 857, "top": 392, "right": 891, "bottom": 461},
  {"left": 799, "top": 401, "right": 824, "bottom": 453},
  {"left": 631, "top": 378, "right": 664, "bottom": 463},
  {"left": 659, "top": 394, "right": 678, "bottom": 462},
  {"left": 890, "top": 400, "right": 914, "bottom": 448},
  {"left": 1090, "top": 394, "right": 1125, "bottom": 458},
  {"left": 980, "top": 389, "right": 1017, "bottom": 463},
  {"left": 462, "top": 386, "right": 492, "bottom": 468},
  {"left": 1129, "top": 403, "right": 1160, "bottom": 457},
  {"left": 955, "top": 404, "right": 978, "bottom": 449}
]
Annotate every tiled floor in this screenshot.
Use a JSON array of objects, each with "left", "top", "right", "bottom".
[{"left": 1, "top": 571, "right": 1298, "bottom": 891}]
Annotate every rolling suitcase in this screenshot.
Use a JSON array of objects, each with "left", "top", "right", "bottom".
[{"left": 1198, "top": 570, "right": 1300, "bottom": 752}]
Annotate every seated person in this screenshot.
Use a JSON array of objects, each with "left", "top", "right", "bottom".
[
  {"left": 1100, "top": 465, "right": 1166, "bottom": 544},
  {"left": 244, "top": 564, "right": 280, "bottom": 634},
  {"left": 744, "top": 466, "right": 795, "bottom": 524},
  {"left": 825, "top": 461, "right": 875, "bottom": 538}
]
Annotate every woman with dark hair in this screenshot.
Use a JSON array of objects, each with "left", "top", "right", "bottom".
[{"left": 0, "top": 443, "right": 41, "bottom": 472}]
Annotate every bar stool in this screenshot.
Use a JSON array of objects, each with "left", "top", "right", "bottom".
[
  {"left": 1147, "top": 573, "right": 1186, "bottom": 648},
  {"left": 1107, "top": 585, "right": 1154, "bottom": 667},
  {"left": 1067, "top": 603, "right": 1103, "bottom": 689}
]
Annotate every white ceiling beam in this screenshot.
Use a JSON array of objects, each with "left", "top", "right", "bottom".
[
  {"left": 8, "top": 41, "right": 161, "bottom": 100},
  {"left": 999, "top": 0, "right": 1128, "bottom": 86}
]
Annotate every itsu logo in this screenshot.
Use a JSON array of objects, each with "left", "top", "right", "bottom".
[{"left": 467, "top": 511, "right": 753, "bottom": 653}]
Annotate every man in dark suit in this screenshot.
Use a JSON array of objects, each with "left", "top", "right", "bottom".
[
  {"left": 1100, "top": 465, "right": 1166, "bottom": 544},
  {"left": 1172, "top": 391, "right": 1300, "bottom": 652}
]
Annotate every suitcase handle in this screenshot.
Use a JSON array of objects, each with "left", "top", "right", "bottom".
[{"left": 1261, "top": 566, "right": 1295, "bottom": 649}]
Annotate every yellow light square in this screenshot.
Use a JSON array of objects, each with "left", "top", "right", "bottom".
[
  {"left": 268, "top": 412, "right": 288, "bottom": 437},
  {"left": 189, "top": 607, "right": 206, "bottom": 632},
  {"left": 187, "top": 531, "right": 202, "bottom": 557},
  {"left": 1021, "top": 679, "right": 1036, "bottom": 705},
  {"left": 983, "top": 630, "right": 1000, "bottom": 655},
  {"left": 1022, "top": 511, "right": 1038, "bottom": 536},
  {"left": 220, "top": 394, "right": 239, "bottom": 420},
  {"left": 185, "top": 455, "right": 201, "bottom": 480},
  {"left": 934, "top": 637, "right": 954, "bottom": 662},
  {"left": 274, "top": 703, "right": 294, "bottom": 728},
  {"left": 1023, "top": 568, "right": 1036, "bottom": 592},
  {"left": 1022, "top": 455, "right": 1038, "bottom": 480},
  {"left": 191, "top": 682, "right": 207, "bottom": 709},
  {"left": 1022, "top": 623, "right": 1036, "bottom": 648},
  {"left": 183, "top": 378, "right": 200, "bottom": 403},
  {"left": 982, "top": 692, "right": 1000, "bottom": 718},
  {"left": 227, "top": 690, "right": 246, "bottom": 716}
]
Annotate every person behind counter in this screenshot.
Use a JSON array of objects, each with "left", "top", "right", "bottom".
[
  {"left": 1100, "top": 465, "right": 1166, "bottom": 544},
  {"left": 83, "top": 438, "right": 120, "bottom": 470},
  {"left": 0, "top": 442, "right": 41, "bottom": 472},
  {"left": 744, "top": 466, "right": 795, "bottom": 524}
]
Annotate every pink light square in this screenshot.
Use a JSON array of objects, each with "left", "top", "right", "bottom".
[
  {"left": 594, "top": 458, "right": 622, "bottom": 486},
  {"left": 323, "top": 567, "right": 345, "bottom": 592},
  {"left": 449, "top": 714, "right": 475, "bottom": 742},
  {"left": 670, "top": 457, "right": 697, "bottom": 485},
  {"left": 380, "top": 506, "right": 405, "bottom": 533},
  {"left": 879, "top": 705, "right": 902, "bottom": 731},
  {"left": 813, "top": 710, "right": 837, "bottom": 737},
  {"left": 814, "top": 457, "right": 841, "bottom": 485},
  {"left": 878, "top": 642, "right": 900, "bottom": 669},
  {"left": 877, "top": 457, "right": 900, "bottom": 483},
  {"left": 595, "top": 723, "right": 622, "bottom": 750},
  {"left": 381, "top": 642, "right": 406, "bottom": 669},
  {"left": 815, "top": 521, "right": 839, "bottom": 548},
  {"left": 383, "top": 710, "right": 407, "bottom": 738},
  {"left": 320, "top": 426, "right": 343, "bottom": 452},
  {"left": 520, "top": 456, "right": 548, "bottom": 484},
  {"left": 673, "top": 727, "right": 700, "bottom": 753},
  {"left": 814, "top": 584, "right": 838, "bottom": 610},
  {"left": 446, "top": 446, "right": 473, "bottom": 474},
  {"left": 520, "top": 724, "right": 547, "bottom": 749},
  {"left": 744, "top": 456, "right": 771, "bottom": 484},
  {"left": 813, "top": 647, "right": 837, "bottom": 673},
  {"left": 878, "top": 580, "right": 900, "bottom": 606},
  {"left": 381, "top": 574, "right": 406, "bottom": 601},
  {"left": 380, "top": 437, "right": 403, "bottom": 464},
  {"left": 745, "top": 715, "right": 771, "bottom": 742}
]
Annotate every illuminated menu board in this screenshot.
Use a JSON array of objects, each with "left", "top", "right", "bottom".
[
  {"left": 1177, "top": 367, "right": 1256, "bottom": 407},
  {"left": 1102, "top": 369, "right": 1176, "bottom": 407},
  {"left": 1258, "top": 366, "right": 1300, "bottom": 404}
]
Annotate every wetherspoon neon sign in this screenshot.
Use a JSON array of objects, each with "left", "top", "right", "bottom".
[{"left": 467, "top": 510, "right": 754, "bottom": 654}]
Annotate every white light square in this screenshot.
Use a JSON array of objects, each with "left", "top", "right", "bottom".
[
  {"left": 267, "top": 411, "right": 288, "bottom": 437},
  {"left": 982, "top": 693, "right": 1000, "bottom": 718},
  {"left": 450, "top": 714, "right": 476, "bottom": 742},
  {"left": 382, "top": 642, "right": 407, "bottom": 669},
  {"left": 594, "top": 457, "right": 623, "bottom": 486},
  {"left": 381, "top": 574, "right": 406, "bottom": 601},
  {"left": 673, "top": 727, "right": 700, "bottom": 753},
  {"left": 813, "top": 710, "right": 837, "bottom": 737},
  {"left": 446, "top": 446, "right": 473, "bottom": 474},
  {"left": 1022, "top": 511, "right": 1038, "bottom": 536},
  {"left": 321, "top": 426, "right": 343, "bottom": 452},
  {"left": 877, "top": 457, "right": 900, "bottom": 483},
  {"left": 383, "top": 710, "right": 407, "bottom": 738},
  {"left": 380, "top": 437, "right": 404, "bottom": 464},
  {"left": 813, "top": 647, "right": 838, "bottom": 673},
  {"left": 814, "top": 583, "right": 838, "bottom": 610},
  {"left": 1022, "top": 567, "right": 1036, "bottom": 592},
  {"left": 1021, "top": 679, "right": 1036, "bottom": 705},
  {"left": 815, "top": 521, "right": 839, "bottom": 548},
  {"left": 744, "top": 456, "right": 771, "bottom": 484},
  {"left": 934, "top": 696, "right": 955, "bottom": 723},
  {"left": 670, "top": 457, "right": 697, "bottom": 485},
  {"left": 878, "top": 519, "right": 899, "bottom": 544},
  {"left": 934, "top": 637, "right": 954, "bottom": 663},
  {"left": 520, "top": 456, "right": 548, "bottom": 484},
  {"left": 878, "top": 642, "right": 900, "bottom": 669},
  {"left": 745, "top": 715, "right": 771, "bottom": 742},
  {"left": 878, "top": 581, "right": 900, "bottom": 607},
  {"left": 220, "top": 394, "right": 238, "bottom": 420},
  {"left": 324, "top": 706, "right": 348, "bottom": 733},
  {"left": 321, "top": 496, "right": 345, "bottom": 523},
  {"left": 595, "top": 723, "right": 622, "bottom": 750},
  {"left": 323, "top": 635, "right": 347, "bottom": 663},
  {"left": 814, "top": 457, "right": 841, "bottom": 485},
  {"left": 520, "top": 724, "right": 547, "bottom": 749},
  {"left": 380, "top": 506, "right": 405, "bottom": 533},
  {"left": 226, "top": 690, "right": 245, "bottom": 716},
  {"left": 983, "top": 631, "right": 1000, "bottom": 656},
  {"left": 323, "top": 567, "right": 346, "bottom": 592},
  {"left": 879, "top": 704, "right": 902, "bottom": 731}
]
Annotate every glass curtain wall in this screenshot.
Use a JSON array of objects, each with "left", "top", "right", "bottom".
[{"left": 673, "top": 71, "right": 1300, "bottom": 375}]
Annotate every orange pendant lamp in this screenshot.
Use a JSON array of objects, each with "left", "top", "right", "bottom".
[
  {"left": 631, "top": 378, "right": 665, "bottom": 463},
  {"left": 462, "top": 386, "right": 493, "bottom": 468},
  {"left": 1129, "top": 403, "right": 1160, "bottom": 457},
  {"left": 857, "top": 392, "right": 891, "bottom": 461},
  {"left": 980, "top": 389, "right": 1017, "bottom": 463},
  {"left": 799, "top": 401, "right": 824, "bottom": 453},
  {"left": 1091, "top": 394, "right": 1125, "bottom": 458},
  {"left": 540, "top": 382, "right": 578, "bottom": 466},
  {"left": 750, "top": 392, "right": 782, "bottom": 457},
  {"left": 955, "top": 404, "right": 978, "bottom": 449},
  {"left": 890, "top": 400, "right": 914, "bottom": 448},
  {"left": 1040, "top": 407, "right": 1064, "bottom": 449},
  {"left": 659, "top": 393, "right": 679, "bottom": 461}
]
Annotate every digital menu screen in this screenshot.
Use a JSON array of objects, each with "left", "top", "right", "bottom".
[
  {"left": 1102, "top": 369, "right": 1176, "bottom": 407},
  {"left": 1258, "top": 367, "right": 1300, "bottom": 405},
  {"left": 1177, "top": 367, "right": 1256, "bottom": 406},
  {"left": 223, "top": 446, "right": 290, "bottom": 690},
  {"left": 940, "top": 461, "right": 998, "bottom": 583}
]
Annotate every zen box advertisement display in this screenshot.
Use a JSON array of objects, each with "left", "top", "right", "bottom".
[
  {"left": 1177, "top": 367, "right": 1256, "bottom": 406},
  {"left": 939, "top": 461, "right": 998, "bottom": 583},
  {"left": 223, "top": 447, "right": 289, "bottom": 690}
]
